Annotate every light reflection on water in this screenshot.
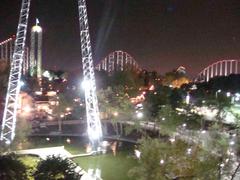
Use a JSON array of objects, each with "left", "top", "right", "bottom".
[
  {"left": 75, "top": 141, "right": 137, "bottom": 180},
  {"left": 29, "top": 137, "right": 137, "bottom": 180}
]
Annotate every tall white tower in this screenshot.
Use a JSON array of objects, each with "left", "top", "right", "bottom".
[
  {"left": 78, "top": 0, "right": 102, "bottom": 149},
  {"left": 30, "top": 19, "right": 42, "bottom": 80},
  {"left": 0, "top": 0, "right": 31, "bottom": 144}
]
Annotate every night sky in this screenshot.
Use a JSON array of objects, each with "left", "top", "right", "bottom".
[{"left": 1, "top": 0, "right": 240, "bottom": 77}]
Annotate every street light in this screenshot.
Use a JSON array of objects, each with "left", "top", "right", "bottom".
[
  {"left": 201, "top": 130, "right": 206, "bottom": 134},
  {"left": 160, "top": 159, "right": 164, "bottom": 165},
  {"left": 186, "top": 92, "right": 190, "bottom": 105},
  {"left": 235, "top": 97, "right": 240, "bottom": 101},
  {"left": 66, "top": 138, "right": 71, "bottom": 144},
  {"left": 187, "top": 148, "right": 192, "bottom": 155},
  {"left": 137, "top": 112, "right": 143, "bottom": 119},
  {"left": 134, "top": 149, "right": 141, "bottom": 159},
  {"left": 226, "top": 92, "right": 231, "bottom": 97},
  {"left": 215, "top": 89, "right": 221, "bottom": 98},
  {"left": 113, "top": 112, "right": 118, "bottom": 117},
  {"left": 66, "top": 107, "right": 71, "bottom": 112},
  {"left": 230, "top": 141, "right": 235, "bottom": 146}
]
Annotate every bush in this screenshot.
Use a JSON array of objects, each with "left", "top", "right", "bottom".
[
  {"left": 34, "top": 155, "right": 80, "bottom": 180},
  {"left": 0, "top": 153, "right": 28, "bottom": 180}
]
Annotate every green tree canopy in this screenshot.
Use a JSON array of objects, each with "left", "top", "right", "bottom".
[
  {"left": 0, "top": 153, "right": 28, "bottom": 180},
  {"left": 34, "top": 156, "right": 80, "bottom": 180},
  {"left": 128, "top": 138, "right": 220, "bottom": 180}
]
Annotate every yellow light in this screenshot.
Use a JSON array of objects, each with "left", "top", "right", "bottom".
[
  {"left": 66, "top": 138, "right": 71, "bottom": 144},
  {"left": 32, "top": 25, "right": 42, "bottom": 33},
  {"left": 23, "top": 106, "right": 31, "bottom": 113},
  {"left": 113, "top": 112, "right": 118, "bottom": 117},
  {"left": 66, "top": 107, "right": 71, "bottom": 112}
]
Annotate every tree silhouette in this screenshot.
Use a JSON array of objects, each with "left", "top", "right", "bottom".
[
  {"left": 0, "top": 153, "right": 28, "bottom": 180},
  {"left": 34, "top": 156, "right": 80, "bottom": 180}
]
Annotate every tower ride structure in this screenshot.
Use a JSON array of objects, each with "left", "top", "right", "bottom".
[
  {"left": 30, "top": 19, "right": 42, "bottom": 80},
  {"left": 1, "top": 0, "right": 102, "bottom": 147},
  {"left": 77, "top": 0, "right": 102, "bottom": 148},
  {"left": 0, "top": 0, "right": 31, "bottom": 144}
]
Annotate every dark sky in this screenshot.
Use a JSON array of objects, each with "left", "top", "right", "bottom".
[{"left": 1, "top": 0, "right": 240, "bottom": 76}]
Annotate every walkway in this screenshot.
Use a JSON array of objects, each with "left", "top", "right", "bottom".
[
  {"left": 17, "top": 146, "right": 102, "bottom": 180},
  {"left": 17, "top": 146, "right": 72, "bottom": 160}
]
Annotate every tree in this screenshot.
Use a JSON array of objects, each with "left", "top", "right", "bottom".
[
  {"left": 98, "top": 86, "right": 134, "bottom": 121},
  {"left": 128, "top": 138, "right": 220, "bottom": 180},
  {"left": 144, "top": 85, "right": 171, "bottom": 118},
  {"left": 205, "top": 93, "right": 232, "bottom": 129},
  {"left": 98, "top": 86, "right": 134, "bottom": 135},
  {"left": 0, "top": 153, "right": 28, "bottom": 180},
  {"left": 10, "top": 117, "right": 32, "bottom": 150},
  {"left": 156, "top": 105, "right": 185, "bottom": 135},
  {"left": 34, "top": 156, "right": 80, "bottom": 180},
  {"left": 171, "top": 77, "right": 190, "bottom": 88},
  {"left": 162, "top": 69, "right": 190, "bottom": 88},
  {"left": 52, "top": 93, "right": 74, "bottom": 119}
]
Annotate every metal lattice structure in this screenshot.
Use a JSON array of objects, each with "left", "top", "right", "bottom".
[
  {"left": 1, "top": 0, "right": 102, "bottom": 147},
  {"left": 196, "top": 59, "right": 240, "bottom": 82},
  {"left": 96, "top": 50, "right": 139, "bottom": 73},
  {"left": 0, "top": 0, "right": 31, "bottom": 144},
  {"left": 0, "top": 37, "right": 29, "bottom": 75},
  {"left": 77, "top": 0, "right": 102, "bottom": 147}
]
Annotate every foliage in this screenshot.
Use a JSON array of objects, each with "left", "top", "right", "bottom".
[
  {"left": 207, "top": 127, "right": 229, "bottom": 154},
  {"left": 52, "top": 93, "right": 74, "bottom": 118},
  {"left": 18, "top": 155, "right": 40, "bottom": 180},
  {"left": 144, "top": 85, "right": 184, "bottom": 118},
  {"left": 34, "top": 155, "right": 80, "bottom": 180},
  {"left": 144, "top": 86, "right": 170, "bottom": 117},
  {"left": 128, "top": 138, "right": 220, "bottom": 180},
  {"left": 206, "top": 93, "right": 232, "bottom": 128},
  {"left": 155, "top": 105, "right": 201, "bottom": 135},
  {"left": 96, "top": 70, "right": 145, "bottom": 96},
  {"left": 155, "top": 105, "right": 182, "bottom": 135},
  {"left": 10, "top": 117, "right": 32, "bottom": 150},
  {"left": 98, "top": 86, "right": 134, "bottom": 121},
  {"left": 0, "top": 153, "right": 28, "bottom": 180},
  {"left": 162, "top": 70, "right": 190, "bottom": 88},
  {"left": 171, "top": 76, "right": 190, "bottom": 88}
]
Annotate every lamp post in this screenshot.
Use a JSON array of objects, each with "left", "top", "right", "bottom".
[
  {"left": 216, "top": 89, "right": 221, "bottom": 98},
  {"left": 58, "top": 114, "right": 64, "bottom": 132}
]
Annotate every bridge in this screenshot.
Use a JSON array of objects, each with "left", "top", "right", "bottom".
[
  {"left": 95, "top": 50, "right": 139, "bottom": 73},
  {"left": 196, "top": 59, "right": 240, "bottom": 82},
  {"left": 31, "top": 119, "right": 159, "bottom": 143}
]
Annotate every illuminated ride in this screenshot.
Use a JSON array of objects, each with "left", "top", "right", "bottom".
[
  {"left": 96, "top": 50, "right": 139, "bottom": 73},
  {"left": 0, "top": 36, "right": 29, "bottom": 75},
  {"left": 0, "top": 0, "right": 102, "bottom": 150},
  {"left": 196, "top": 59, "right": 240, "bottom": 82}
]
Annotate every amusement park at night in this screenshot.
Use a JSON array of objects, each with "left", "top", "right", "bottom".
[{"left": 1, "top": 0, "right": 240, "bottom": 179}]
